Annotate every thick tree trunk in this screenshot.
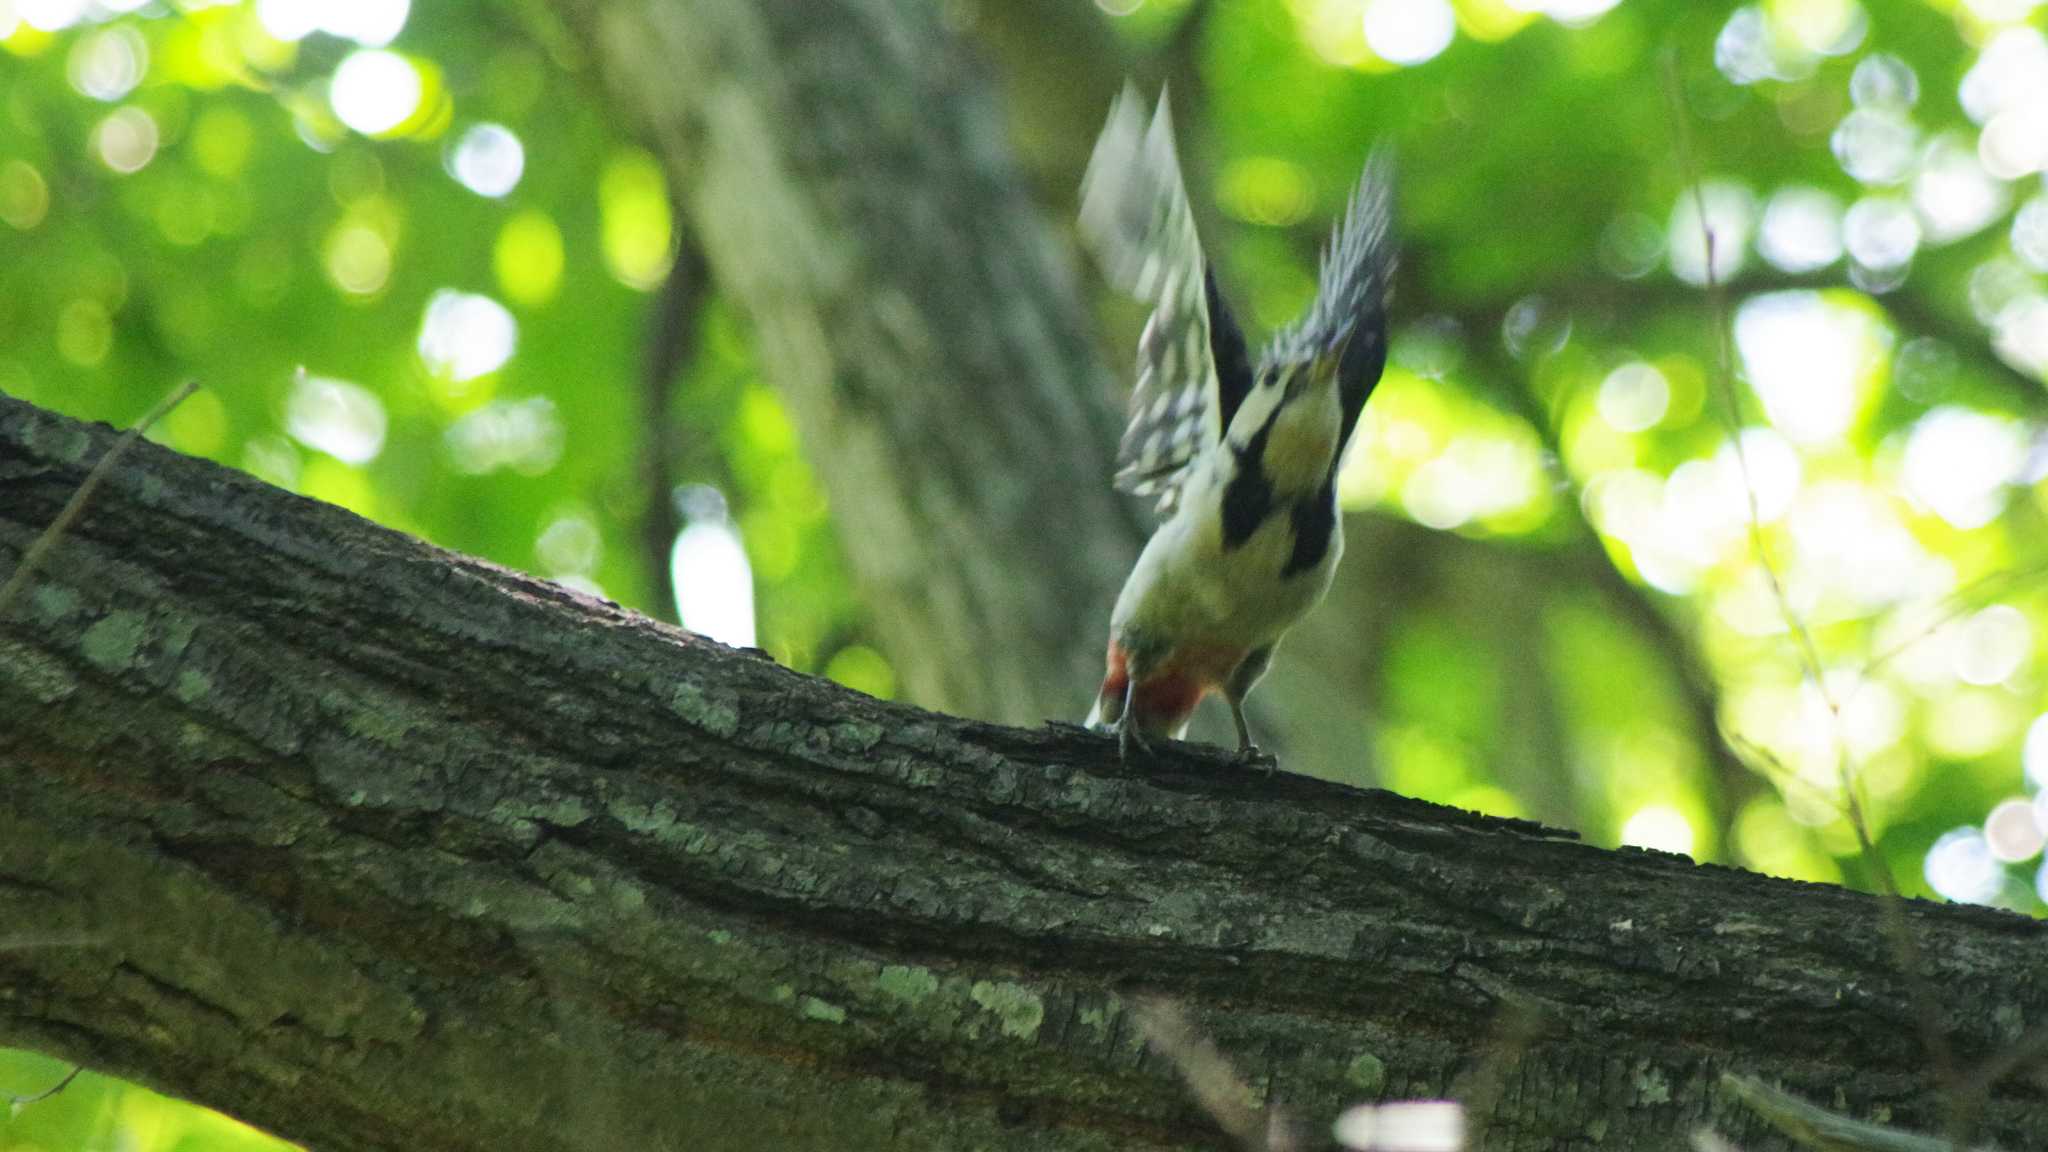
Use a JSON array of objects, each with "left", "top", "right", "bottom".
[
  {"left": 5, "top": 396, "right": 2047, "bottom": 1152},
  {"left": 547, "top": 0, "right": 1146, "bottom": 728}
]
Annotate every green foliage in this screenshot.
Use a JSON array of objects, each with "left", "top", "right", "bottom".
[
  {"left": 0, "top": 0, "right": 860, "bottom": 679},
  {"left": 0, "top": 1051, "right": 290, "bottom": 1152},
  {"left": 1184, "top": 0, "right": 2048, "bottom": 908}
]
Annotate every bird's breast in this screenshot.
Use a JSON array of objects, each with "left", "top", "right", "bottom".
[{"left": 1112, "top": 498, "right": 1343, "bottom": 647}]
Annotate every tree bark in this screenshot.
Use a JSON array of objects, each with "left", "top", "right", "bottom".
[
  {"left": 6, "top": 395, "right": 2048, "bottom": 1152},
  {"left": 546, "top": 0, "right": 1146, "bottom": 728}
]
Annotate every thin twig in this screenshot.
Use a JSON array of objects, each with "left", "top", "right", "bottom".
[
  {"left": 640, "top": 237, "right": 710, "bottom": 620},
  {"left": 1134, "top": 996, "right": 1297, "bottom": 1152},
  {"left": 1721, "top": 1074, "right": 1995, "bottom": 1152},
  {"left": 0, "top": 380, "right": 200, "bottom": 618},
  {"left": 1852, "top": 558, "right": 2048, "bottom": 685},
  {"left": 1966, "top": 1024, "right": 2048, "bottom": 1100},
  {"left": 1660, "top": 60, "right": 1824, "bottom": 698},
  {"left": 7, "top": 1065, "right": 83, "bottom": 1114},
  {"left": 1727, "top": 736, "right": 1851, "bottom": 821},
  {"left": 1660, "top": 50, "right": 1964, "bottom": 1113},
  {"left": 1456, "top": 1004, "right": 1545, "bottom": 1150}
]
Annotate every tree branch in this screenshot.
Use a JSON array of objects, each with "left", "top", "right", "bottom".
[
  {"left": 5, "top": 397, "right": 2047, "bottom": 1151},
  {"left": 638, "top": 235, "right": 710, "bottom": 622}
]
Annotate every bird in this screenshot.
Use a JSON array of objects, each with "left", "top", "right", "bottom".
[{"left": 1078, "top": 84, "right": 1396, "bottom": 763}]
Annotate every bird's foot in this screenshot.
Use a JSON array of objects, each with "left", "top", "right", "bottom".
[{"left": 1235, "top": 742, "right": 1279, "bottom": 776}]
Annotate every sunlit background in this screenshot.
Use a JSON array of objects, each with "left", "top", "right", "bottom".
[{"left": 4, "top": 0, "right": 2048, "bottom": 1142}]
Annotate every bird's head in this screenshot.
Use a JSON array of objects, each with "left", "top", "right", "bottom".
[{"left": 1265, "top": 321, "right": 1358, "bottom": 402}]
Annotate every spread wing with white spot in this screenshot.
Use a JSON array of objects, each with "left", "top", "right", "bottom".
[
  {"left": 1264, "top": 147, "right": 1397, "bottom": 372},
  {"left": 1079, "top": 85, "right": 1250, "bottom": 515}
]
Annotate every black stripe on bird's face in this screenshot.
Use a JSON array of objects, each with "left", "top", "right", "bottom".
[
  {"left": 1278, "top": 361, "right": 1310, "bottom": 400},
  {"left": 1221, "top": 418, "right": 1274, "bottom": 551}
]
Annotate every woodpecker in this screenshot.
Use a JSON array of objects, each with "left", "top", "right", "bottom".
[{"left": 1080, "top": 85, "right": 1395, "bottom": 761}]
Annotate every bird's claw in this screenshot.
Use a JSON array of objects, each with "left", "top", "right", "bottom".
[{"left": 1235, "top": 742, "right": 1279, "bottom": 775}]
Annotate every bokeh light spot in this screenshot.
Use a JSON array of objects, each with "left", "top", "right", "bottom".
[
  {"left": 0, "top": 160, "right": 49, "bottom": 230},
  {"left": 1334, "top": 1101, "right": 1465, "bottom": 1152},
  {"left": 2024, "top": 714, "right": 2048, "bottom": 790},
  {"left": 418, "top": 290, "right": 517, "bottom": 382},
  {"left": 536, "top": 510, "right": 602, "bottom": 577},
  {"left": 94, "top": 106, "right": 159, "bottom": 174},
  {"left": 1850, "top": 52, "right": 1916, "bottom": 108},
  {"left": 1980, "top": 107, "right": 2048, "bottom": 179},
  {"left": 1780, "top": 0, "right": 1864, "bottom": 56},
  {"left": 1912, "top": 135, "right": 2006, "bottom": 243},
  {"left": 1668, "top": 181, "right": 1753, "bottom": 285},
  {"left": 324, "top": 224, "right": 392, "bottom": 296},
  {"left": 19, "top": 0, "right": 86, "bottom": 33},
  {"left": 1596, "top": 361, "right": 1669, "bottom": 433},
  {"left": 824, "top": 645, "right": 897, "bottom": 700},
  {"left": 1502, "top": 295, "right": 1571, "bottom": 360},
  {"left": 1507, "top": 0, "right": 1622, "bottom": 25},
  {"left": 1716, "top": 7, "right": 1793, "bottom": 85},
  {"left": 2012, "top": 195, "right": 2048, "bottom": 271},
  {"left": 1843, "top": 194, "right": 1919, "bottom": 277},
  {"left": 55, "top": 298, "right": 111, "bottom": 367},
  {"left": 1218, "top": 156, "right": 1314, "bottom": 226},
  {"left": 192, "top": 106, "right": 255, "bottom": 178},
  {"left": 1953, "top": 605, "right": 2031, "bottom": 686},
  {"left": 601, "top": 150, "right": 674, "bottom": 290},
  {"left": 329, "top": 50, "right": 421, "bottom": 137},
  {"left": 1959, "top": 28, "right": 2048, "bottom": 126},
  {"left": 299, "top": 456, "right": 376, "bottom": 517},
  {"left": 1832, "top": 107, "right": 1917, "bottom": 186},
  {"left": 287, "top": 374, "right": 387, "bottom": 464},
  {"left": 158, "top": 386, "right": 228, "bottom": 458},
  {"left": 1600, "top": 212, "right": 1665, "bottom": 279},
  {"left": 1985, "top": 798, "right": 2043, "bottom": 863},
  {"left": 445, "top": 397, "right": 562, "bottom": 476},
  {"left": 67, "top": 22, "right": 145, "bottom": 102},
  {"left": 1734, "top": 292, "right": 1884, "bottom": 445},
  {"left": 242, "top": 434, "right": 302, "bottom": 490},
  {"left": 1992, "top": 293, "right": 2048, "bottom": 377},
  {"left": 495, "top": 210, "right": 564, "bottom": 307},
  {"left": 1901, "top": 405, "right": 2024, "bottom": 528},
  {"left": 1723, "top": 428, "right": 1803, "bottom": 523},
  {"left": 255, "top": 0, "right": 321, "bottom": 41},
  {"left": 1758, "top": 186, "right": 1843, "bottom": 273},
  {"left": 447, "top": 122, "right": 524, "bottom": 198},
  {"left": 1925, "top": 827, "right": 2002, "bottom": 904},
  {"left": 1362, "top": 0, "right": 1454, "bottom": 66},
  {"left": 261, "top": 0, "right": 410, "bottom": 46},
  {"left": 1620, "top": 804, "right": 1696, "bottom": 855},
  {"left": 670, "top": 486, "right": 757, "bottom": 649},
  {"left": 327, "top": 0, "right": 410, "bottom": 46}
]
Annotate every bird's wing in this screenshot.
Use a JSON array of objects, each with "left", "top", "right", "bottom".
[
  {"left": 1079, "top": 85, "right": 1252, "bottom": 516},
  {"left": 1263, "top": 147, "right": 1397, "bottom": 452}
]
